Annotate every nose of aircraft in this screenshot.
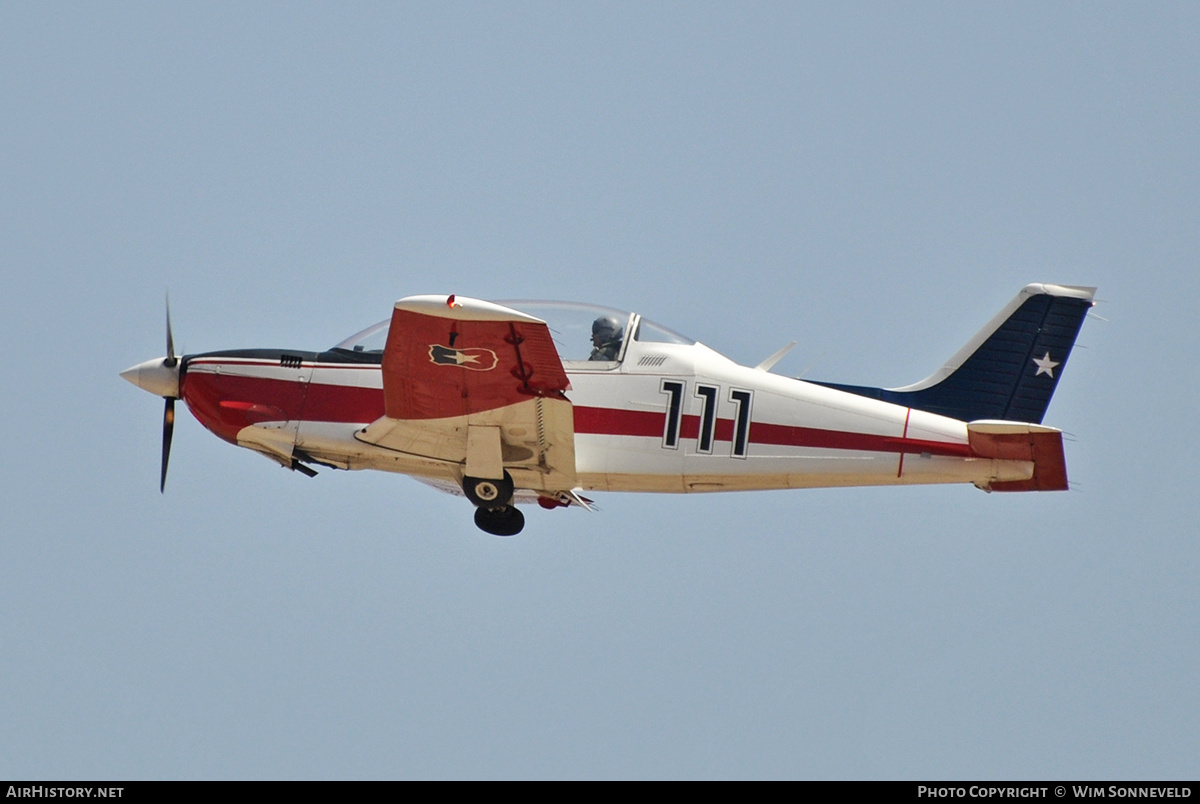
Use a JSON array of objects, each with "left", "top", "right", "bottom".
[{"left": 120, "top": 357, "right": 180, "bottom": 399}]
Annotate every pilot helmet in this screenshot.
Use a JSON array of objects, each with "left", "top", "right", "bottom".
[{"left": 592, "top": 315, "right": 623, "bottom": 343}]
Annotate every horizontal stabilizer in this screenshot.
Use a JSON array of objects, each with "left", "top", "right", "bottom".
[{"left": 968, "top": 420, "right": 1068, "bottom": 492}]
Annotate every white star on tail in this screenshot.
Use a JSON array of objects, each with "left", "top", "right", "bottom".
[{"left": 1032, "top": 352, "right": 1059, "bottom": 378}]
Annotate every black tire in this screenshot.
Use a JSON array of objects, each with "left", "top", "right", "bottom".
[
  {"left": 474, "top": 505, "right": 525, "bottom": 537},
  {"left": 462, "top": 472, "right": 514, "bottom": 508}
]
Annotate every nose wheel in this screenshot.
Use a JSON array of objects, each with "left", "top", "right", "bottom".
[{"left": 463, "top": 472, "right": 524, "bottom": 536}]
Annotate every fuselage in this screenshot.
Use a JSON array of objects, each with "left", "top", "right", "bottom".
[{"left": 177, "top": 334, "right": 1032, "bottom": 495}]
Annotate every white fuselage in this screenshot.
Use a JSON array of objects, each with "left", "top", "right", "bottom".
[{"left": 192, "top": 335, "right": 1031, "bottom": 496}]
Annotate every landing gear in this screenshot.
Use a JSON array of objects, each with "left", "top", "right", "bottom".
[
  {"left": 473, "top": 505, "right": 525, "bottom": 537},
  {"left": 462, "top": 473, "right": 514, "bottom": 508},
  {"left": 463, "top": 472, "right": 524, "bottom": 536}
]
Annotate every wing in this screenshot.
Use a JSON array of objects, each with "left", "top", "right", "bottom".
[{"left": 356, "top": 295, "right": 577, "bottom": 492}]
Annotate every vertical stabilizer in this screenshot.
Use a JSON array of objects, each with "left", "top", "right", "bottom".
[{"left": 812, "top": 284, "right": 1095, "bottom": 423}]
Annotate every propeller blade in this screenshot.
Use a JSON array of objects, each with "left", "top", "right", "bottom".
[
  {"left": 165, "top": 297, "right": 177, "bottom": 368},
  {"left": 160, "top": 397, "right": 175, "bottom": 493}
]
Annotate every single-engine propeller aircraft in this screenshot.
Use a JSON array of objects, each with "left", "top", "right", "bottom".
[{"left": 121, "top": 284, "right": 1095, "bottom": 536}]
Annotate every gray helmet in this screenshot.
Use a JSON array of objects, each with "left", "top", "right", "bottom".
[{"left": 592, "top": 315, "right": 623, "bottom": 342}]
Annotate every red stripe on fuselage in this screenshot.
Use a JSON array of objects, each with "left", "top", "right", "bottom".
[
  {"left": 572, "top": 405, "right": 970, "bottom": 457},
  {"left": 182, "top": 363, "right": 969, "bottom": 458},
  {"left": 749, "top": 421, "right": 970, "bottom": 457},
  {"left": 572, "top": 406, "right": 661, "bottom": 438}
]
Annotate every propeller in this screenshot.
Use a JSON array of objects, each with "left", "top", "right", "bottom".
[
  {"left": 160, "top": 301, "right": 176, "bottom": 492},
  {"left": 162, "top": 301, "right": 177, "bottom": 494},
  {"left": 120, "top": 297, "right": 183, "bottom": 492},
  {"left": 165, "top": 301, "right": 177, "bottom": 368},
  {"left": 161, "top": 397, "right": 175, "bottom": 492}
]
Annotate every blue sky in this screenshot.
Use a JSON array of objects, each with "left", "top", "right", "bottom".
[{"left": 2, "top": 2, "right": 1197, "bottom": 779}]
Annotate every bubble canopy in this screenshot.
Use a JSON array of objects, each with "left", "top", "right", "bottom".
[{"left": 332, "top": 300, "right": 693, "bottom": 363}]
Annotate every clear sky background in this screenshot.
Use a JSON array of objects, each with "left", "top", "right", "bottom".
[{"left": 2, "top": 2, "right": 1197, "bottom": 780}]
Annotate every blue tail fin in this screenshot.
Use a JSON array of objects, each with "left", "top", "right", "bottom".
[{"left": 813, "top": 284, "right": 1096, "bottom": 424}]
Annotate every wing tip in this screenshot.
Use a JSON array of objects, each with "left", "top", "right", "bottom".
[{"left": 393, "top": 295, "right": 545, "bottom": 324}]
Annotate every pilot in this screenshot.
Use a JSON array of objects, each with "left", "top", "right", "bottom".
[{"left": 589, "top": 315, "right": 624, "bottom": 361}]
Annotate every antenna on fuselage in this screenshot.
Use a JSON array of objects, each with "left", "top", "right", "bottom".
[{"left": 754, "top": 341, "right": 797, "bottom": 373}]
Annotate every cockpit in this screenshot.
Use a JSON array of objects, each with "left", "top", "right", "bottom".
[{"left": 332, "top": 300, "right": 694, "bottom": 367}]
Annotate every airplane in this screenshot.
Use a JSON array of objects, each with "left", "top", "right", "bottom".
[{"left": 121, "top": 283, "right": 1096, "bottom": 536}]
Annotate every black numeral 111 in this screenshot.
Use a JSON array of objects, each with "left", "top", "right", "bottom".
[{"left": 659, "top": 380, "right": 753, "bottom": 458}]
